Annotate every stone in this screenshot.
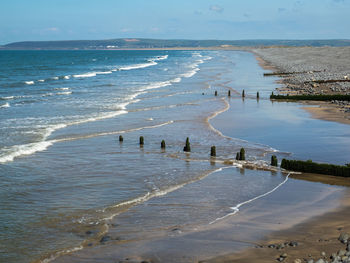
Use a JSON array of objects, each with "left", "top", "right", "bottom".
[
  {"left": 321, "top": 251, "right": 326, "bottom": 257},
  {"left": 307, "top": 260, "right": 314, "bottom": 263},
  {"left": 315, "top": 259, "right": 325, "bottom": 263},
  {"left": 268, "top": 244, "right": 276, "bottom": 248},
  {"left": 281, "top": 253, "right": 288, "bottom": 258},
  {"left": 347, "top": 243, "right": 350, "bottom": 251},
  {"left": 100, "top": 235, "right": 111, "bottom": 243},
  {"left": 338, "top": 250, "right": 347, "bottom": 257},
  {"left": 294, "top": 259, "right": 302, "bottom": 263},
  {"left": 278, "top": 257, "right": 285, "bottom": 262},
  {"left": 289, "top": 241, "right": 299, "bottom": 247},
  {"left": 339, "top": 233, "right": 349, "bottom": 243}
]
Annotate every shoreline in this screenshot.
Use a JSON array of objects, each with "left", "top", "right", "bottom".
[
  {"left": 252, "top": 47, "right": 350, "bottom": 125},
  {"left": 201, "top": 51, "right": 350, "bottom": 263},
  {"left": 50, "top": 50, "right": 350, "bottom": 263},
  {"left": 204, "top": 187, "right": 350, "bottom": 263}
]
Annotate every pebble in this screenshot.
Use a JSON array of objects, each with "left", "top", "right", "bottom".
[
  {"left": 294, "top": 259, "right": 302, "bottom": 263},
  {"left": 315, "top": 259, "right": 325, "bottom": 263},
  {"left": 339, "top": 233, "right": 349, "bottom": 243},
  {"left": 321, "top": 251, "right": 326, "bottom": 257},
  {"left": 338, "top": 249, "right": 347, "bottom": 257}
]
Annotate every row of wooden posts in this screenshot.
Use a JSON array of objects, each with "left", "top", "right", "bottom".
[
  {"left": 215, "top": 89, "right": 259, "bottom": 98},
  {"left": 118, "top": 135, "right": 279, "bottom": 166}
]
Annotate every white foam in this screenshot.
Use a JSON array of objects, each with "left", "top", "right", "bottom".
[
  {"left": 119, "top": 61, "right": 157, "bottom": 71},
  {"left": 172, "top": 77, "right": 182, "bottom": 83},
  {"left": 0, "top": 102, "right": 10, "bottom": 108},
  {"left": 56, "top": 91, "right": 72, "bottom": 95},
  {"left": 52, "top": 77, "right": 59, "bottom": 80},
  {"left": 25, "top": 81, "right": 34, "bottom": 85},
  {"left": 156, "top": 55, "right": 168, "bottom": 60},
  {"left": 181, "top": 69, "right": 199, "bottom": 78},
  {"left": 209, "top": 172, "right": 291, "bottom": 224},
  {"left": 97, "top": 71, "right": 113, "bottom": 75},
  {"left": 54, "top": 87, "right": 70, "bottom": 91},
  {"left": 73, "top": 72, "right": 97, "bottom": 78},
  {"left": 40, "top": 245, "right": 83, "bottom": 263},
  {"left": 1, "top": 96, "right": 14, "bottom": 100},
  {"left": 0, "top": 141, "right": 53, "bottom": 163},
  {"left": 64, "top": 75, "right": 70, "bottom": 80},
  {"left": 38, "top": 79, "right": 45, "bottom": 82},
  {"left": 73, "top": 71, "right": 112, "bottom": 78}
]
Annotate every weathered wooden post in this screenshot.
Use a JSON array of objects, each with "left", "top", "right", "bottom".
[
  {"left": 210, "top": 146, "right": 216, "bottom": 157},
  {"left": 215, "top": 91, "right": 218, "bottom": 96},
  {"left": 119, "top": 135, "right": 123, "bottom": 142},
  {"left": 236, "top": 152, "right": 240, "bottom": 160},
  {"left": 161, "top": 140, "right": 166, "bottom": 149},
  {"left": 257, "top": 91, "right": 260, "bottom": 99},
  {"left": 271, "top": 155, "right": 278, "bottom": 166},
  {"left": 228, "top": 90, "right": 231, "bottom": 97},
  {"left": 139, "top": 136, "right": 144, "bottom": 146},
  {"left": 242, "top": 90, "right": 245, "bottom": 98},
  {"left": 183, "top": 137, "right": 191, "bottom": 152},
  {"left": 239, "top": 148, "right": 245, "bottom": 160}
]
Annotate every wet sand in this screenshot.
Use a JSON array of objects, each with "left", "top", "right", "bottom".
[
  {"left": 205, "top": 181, "right": 350, "bottom": 263},
  {"left": 52, "top": 170, "right": 348, "bottom": 263}
]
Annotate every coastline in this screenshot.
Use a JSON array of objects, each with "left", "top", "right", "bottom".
[
  {"left": 204, "top": 187, "right": 350, "bottom": 263},
  {"left": 49, "top": 50, "right": 350, "bottom": 263},
  {"left": 252, "top": 47, "right": 350, "bottom": 125},
  {"left": 201, "top": 51, "right": 350, "bottom": 263}
]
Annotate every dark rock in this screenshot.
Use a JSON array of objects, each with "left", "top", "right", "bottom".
[
  {"left": 85, "top": 230, "right": 93, "bottom": 235},
  {"left": 289, "top": 241, "right": 298, "bottom": 247},
  {"left": 347, "top": 243, "right": 350, "bottom": 252},
  {"left": 100, "top": 235, "right": 111, "bottom": 243}
]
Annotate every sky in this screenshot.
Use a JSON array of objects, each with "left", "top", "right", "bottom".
[{"left": 0, "top": 0, "right": 349, "bottom": 44}]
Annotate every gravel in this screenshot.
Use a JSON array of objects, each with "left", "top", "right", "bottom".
[{"left": 253, "top": 47, "right": 350, "bottom": 96}]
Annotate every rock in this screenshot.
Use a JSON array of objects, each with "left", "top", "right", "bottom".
[
  {"left": 341, "top": 256, "right": 348, "bottom": 261},
  {"left": 100, "top": 235, "right": 111, "bottom": 243},
  {"left": 338, "top": 249, "right": 347, "bottom": 257},
  {"left": 315, "top": 259, "right": 325, "bottom": 263},
  {"left": 307, "top": 260, "right": 314, "bottom": 263},
  {"left": 277, "top": 243, "right": 285, "bottom": 250},
  {"left": 339, "top": 233, "right": 349, "bottom": 243},
  {"left": 289, "top": 241, "right": 299, "bottom": 247},
  {"left": 294, "top": 259, "right": 302, "bottom": 263},
  {"left": 321, "top": 251, "right": 326, "bottom": 257},
  {"left": 277, "top": 257, "right": 285, "bottom": 262},
  {"left": 347, "top": 243, "right": 350, "bottom": 251},
  {"left": 268, "top": 244, "right": 276, "bottom": 248},
  {"left": 281, "top": 253, "right": 288, "bottom": 258},
  {"left": 85, "top": 230, "right": 93, "bottom": 235}
]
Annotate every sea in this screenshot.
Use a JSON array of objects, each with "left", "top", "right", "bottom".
[{"left": 1, "top": 50, "right": 350, "bottom": 263}]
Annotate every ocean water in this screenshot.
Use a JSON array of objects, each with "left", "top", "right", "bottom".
[{"left": 0, "top": 50, "right": 349, "bottom": 263}]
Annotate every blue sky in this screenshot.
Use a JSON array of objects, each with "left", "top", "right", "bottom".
[{"left": 1, "top": 0, "right": 349, "bottom": 44}]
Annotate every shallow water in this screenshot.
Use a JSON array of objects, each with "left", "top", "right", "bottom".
[{"left": 0, "top": 50, "right": 349, "bottom": 263}]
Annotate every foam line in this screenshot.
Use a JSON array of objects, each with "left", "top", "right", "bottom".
[{"left": 209, "top": 172, "right": 291, "bottom": 224}]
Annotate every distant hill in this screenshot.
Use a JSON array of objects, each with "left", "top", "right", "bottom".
[{"left": 1, "top": 38, "right": 350, "bottom": 50}]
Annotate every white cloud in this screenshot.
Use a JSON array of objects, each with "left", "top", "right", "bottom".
[{"left": 210, "top": 5, "right": 224, "bottom": 13}]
